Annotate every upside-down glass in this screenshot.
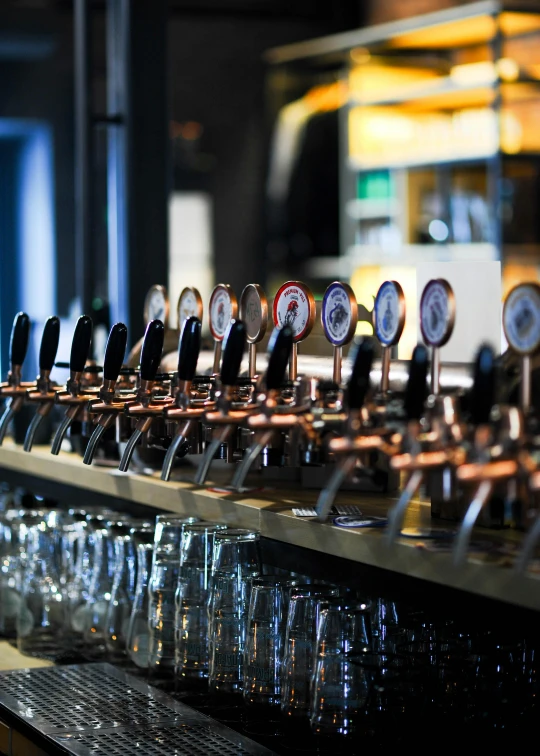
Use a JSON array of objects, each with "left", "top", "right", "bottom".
[
  {"left": 310, "top": 601, "right": 373, "bottom": 752},
  {"left": 207, "top": 528, "right": 261, "bottom": 710},
  {"left": 17, "top": 515, "right": 67, "bottom": 660},
  {"left": 174, "top": 522, "right": 227, "bottom": 694},
  {"left": 242, "top": 577, "right": 290, "bottom": 738},
  {"left": 280, "top": 584, "right": 341, "bottom": 750},
  {"left": 147, "top": 515, "right": 198, "bottom": 687},
  {"left": 126, "top": 542, "right": 153, "bottom": 674}
]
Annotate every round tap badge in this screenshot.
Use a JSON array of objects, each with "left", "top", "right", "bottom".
[
  {"left": 272, "top": 281, "right": 316, "bottom": 343},
  {"left": 419, "top": 278, "right": 455, "bottom": 348},
  {"left": 321, "top": 282, "right": 357, "bottom": 347},
  {"left": 143, "top": 285, "right": 169, "bottom": 326},
  {"left": 373, "top": 280, "right": 406, "bottom": 347},
  {"left": 209, "top": 283, "right": 238, "bottom": 341},
  {"left": 240, "top": 283, "right": 268, "bottom": 344},
  {"left": 177, "top": 286, "right": 203, "bottom": 329},
  {"left": 503, "top": 282, "right": 540, "bottom": 355}
]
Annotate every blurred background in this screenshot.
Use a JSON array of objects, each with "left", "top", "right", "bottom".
[{"left": 2, "top": 0, "right": 540, "bottom": 375}]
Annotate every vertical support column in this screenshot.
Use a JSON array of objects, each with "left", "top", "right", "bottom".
[
  {"left": 106, "top": 0, "right": 169, "bottom": 347},
  {"left": 74, "top": 0, "right": 94, "bottom": 317}
]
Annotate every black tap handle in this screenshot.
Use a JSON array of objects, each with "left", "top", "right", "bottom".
[
  {"left": 347, "top": 336, "right": 374, "bottom": 410},
  {"left": 38, "top": 316, "right": 60, "bottom": 373},
  {"left": 404, "top": 344, "right": 429, "bottom": 421},
  {"left": 10, "top": 312, "right": 30, "bottom": 367},
  {"left": 265, "top": 325, "right": 293, "bottom": 391},
  {"left": 70, "top": 315, "right": 93, "bottom": 373},
  {"left": 220, "top": 319, "right": 246, "bottom": 387},
  {"left": 177, "top": 317, "right": 202, "bottom": 381},
  {"left": 470, "top": 344, "right": 496, "bottom": 425},
  {"left": 140, "top": 319, "right": 165, "bottom": 381},
  {"left": 103, "top": 322, "right": 128, "bottom": 381}
]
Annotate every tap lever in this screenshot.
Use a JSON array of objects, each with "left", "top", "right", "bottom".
[
  {"left": 38, "top": 316, "right": 60, "bottom": 376},
  {"left": 347, "top": 337, "right": 375, "bottom": 410},
  {"left": 139, "top": 319, "right": 165, "bottom": 382},
  {"left": 219, "top": 319, "right": 247, "bottom": 388},
  {"left": 177, "top": 316, "right": 201, "bottom": 382},
  {"left": 404, "top": 344, "right": 429, "bottom": 421},
  {"left": 69, "top": 315, "right": 93, "bottom": 376},
  {"left": 9, "top": 312, "right": 31, "bottom": 373},
  {"left": 265, "top": 325, "right": 294, "bottom": 391},
  {"left": 469, "top": 344, "right": 496, "bottom": 426},
  {"left": 103, "top": 322, "right": 128, "bottom": 383}
]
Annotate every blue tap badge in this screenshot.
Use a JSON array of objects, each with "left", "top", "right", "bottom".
[
  {"left": 419, "top": 278, "right": 455, "bottom": 348},
  {"left": 373, "top": 280, "right": 405, "bottom": 347},
  {"left": 321, "top": 282, "right": 357, "bottom": 347}
]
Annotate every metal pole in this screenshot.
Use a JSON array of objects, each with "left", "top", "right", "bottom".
[{"left": 74, "top": 0, "right": 93, "bottom": 317}]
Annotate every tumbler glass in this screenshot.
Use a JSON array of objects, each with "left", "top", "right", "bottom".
[
  {"left": 17, "top": 517, "right": 67, "bottom": 660},
  {"left": 242, "top": 577, "right": 290, "bottom": 738},
  {"left": 280, "top": 584, "right": 340, "bottom": 750},
  {"left": 175, "top": 522, "right": 227, "bottom": 694},
  {"left": 310, "top": 601, "right": 373, "bottom": 753},
  {"left": 126, "top": 542, "right": 153, "bottom": 673},
  {"left": 147, "top": 515, "right": 198, "bottom": 688},
  {"left": 82, "top": 518, "right": 133, "bottom": 660},
  {"left": 207, "top": 528, "right": 260, "bottom": 722}
]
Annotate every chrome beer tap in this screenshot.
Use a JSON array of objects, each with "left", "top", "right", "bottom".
[
  {"left": 0, "top": 312, "right": 31, "bottom": 445},
  {"left": 160, "top": 316, "right": 205, "bottom": 481},
  {"left": 118, "top": 319, "right": 166, "bottom": 473},
  {"left": 23, "top": 316, "right": 61, "bottom": 452},
  {"left": 229, "top": 324, "right": 294, "bottom": 491},
  {"left": 82, "top": 322, "right": 131, "bottom": 465},
  {"left": 50, "top": 315, "right": 95, "bottom": 455},
  {"left": 193, "top": 319, "right": 248, "bottom": 486}
]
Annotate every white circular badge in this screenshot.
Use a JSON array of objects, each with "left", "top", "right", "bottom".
[
  {"left": 321, "top": 282, "right": 357, "bottom": 347},
  {"left": 177, "top": 287, "right": 203, "bottom": 328},
  {"left": 503, "top": 283, "right": 540, "bottom": 355},
  {"left": 209, "top": 284, "right": 237, "bottom": 341},
  {"left": 373, "top": 280, "right": 405, "bottom": 347},
  {"left": 272, "top": 281, "right": 315, "bottom": 343},
  {"left": 240, "top": 284, "right": 268, "bottom": 343},
  {"left": 144, "top": 285, "right": 169, "bottom": 326},
  {"left": 420, "top": 279, "right": 455, "bottom": 347}
]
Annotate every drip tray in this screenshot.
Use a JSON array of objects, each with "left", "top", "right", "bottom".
[{"left": 0, "top": 662, "right": 276, "bottom": 755}]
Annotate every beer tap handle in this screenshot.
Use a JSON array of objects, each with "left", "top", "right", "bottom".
[
  {"left": 103, "top": 322, "right": 128, "bottom": 384},
  {"left": 272, "top": 281, "right": 316, "bottom": 383},
  {"left": 177, "top": 316, "right": 201, "bottom": 382},
  {"left": 321, "top": 282, "right": 357, "bottom": 385},
  {"left": 21, "top": 317, "right": 61, "bottom": 453},
  {"left": 159, "top": 317, "right": 202, "bottom": 482},
  {"left": 373, "top": 281, "right": 405, "bottom": 394},
  {"left": 419, "top": 279, "right": 455, "bottom": 396},
  {"left": 209, "top": 284, "right": 238, "bottom": 375},
  {"left": 38, "top": 316, "right": 60, "bottom": 375},
  {"left": 193, "top": 319, "right": 246, "bottom": 486},
  {"left": 81, "top": 323, "right": 128, "bottom": 467},
  {"left": 229, "top": 324, "right": 293, "bottom": 491},
  {"left": 240, "top": 284, "right": 268, "bottom": 380},
  {"left": 117, "top": 319, "right": 164, "bottom": 473},
  {"left": 0, "top": 312, "right": 31, "bottom": 445},
  {"left": 9, "top": 312, "right": 31, "bottom": 377},
  {"left": 69, "top": 315, "right": 93, "bottom": 377},
  {"left": 502, "top": 282, "right": 540, "bottom": 413},
  {"left": 469, "top": 344, "right": 496, "bottom": 426},
  {"left": 50, "top": 315, "right": 93, "bottom": 455},
  {"left": 314, "top": 336, "right": 374, "bottom": 522},
  {"left": 386, "top": 344, "right": 430, "bottom": 543}
]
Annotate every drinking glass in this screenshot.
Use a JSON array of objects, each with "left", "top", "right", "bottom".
[
  {"left": 242, "top": 577, "right": 290, "bottom": 738},
  {"left": 279, "top": 584, "right": 340, "bottom": 750},
  {"left": 175, "top": 522, "right": 227, "bottom": 694},
  {"left": 207, "top": 528, "right": 260, "bottom": 721},
  {"left": 126, "top": 542, "right": 153, "bottom": 674},
  {"left": 310, "top": 601, "right": 373, "bottom": 753},
  {"left": 147, "top": 515, "right": 198, "bottom": 688},
  {"left": 17, "top": 516, "right": 67, "bottom": 660}
]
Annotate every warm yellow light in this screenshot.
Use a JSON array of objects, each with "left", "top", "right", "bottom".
[
  {"left": 350, "top": 47, "right": 370, "bottom": 65},
  {"left": 450, "top": 61, "right": 496, "bottom": 86},
  {"left": 496, "top": 57, "right": 519, "bottom": 82}
]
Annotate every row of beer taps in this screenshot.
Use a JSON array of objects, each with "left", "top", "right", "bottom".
[{"left": 2, "top": 278, "right": 540, "bottom": 574}]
